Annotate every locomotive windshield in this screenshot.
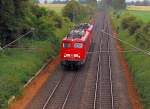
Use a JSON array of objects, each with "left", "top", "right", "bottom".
[
  {"left": 63, "top": 42, "right": 70, "bottom": 48},
  {"left": 74, "top": 43, "right": 83, "bottom": 48}
]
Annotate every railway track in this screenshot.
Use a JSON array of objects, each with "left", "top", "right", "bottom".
[
  {"left": 25, "top": 11, "right": 133, "bottom": 109},
  {"left": 93, "top": 13, "right": 114, "bottom": 109},
  {"left": 42, "top": 72, "right": 78, "bottom": 109}
]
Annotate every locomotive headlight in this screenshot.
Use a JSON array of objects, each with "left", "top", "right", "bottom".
[
  {"left": 64, "top": 54, "right": 70, "bottom": 57},
  {"left": 74, "top": 54, "right": 80, "bottom": 58}
]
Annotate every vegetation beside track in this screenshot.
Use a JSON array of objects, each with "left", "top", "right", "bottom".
[
  {"left": 0, "top": 2, "right": 69, "bottom": 109},
  {"left": 128, "top": 11, "right": 150, "bottom": 22},
  {"left": 0, "top": 17, "right": 72, "bottom": 109},
  {"left": 111, "top": 10, "right": 150, "bottom": 109},
  {"left": 0, "top": 1, "right": 94, "bottom": 109}
]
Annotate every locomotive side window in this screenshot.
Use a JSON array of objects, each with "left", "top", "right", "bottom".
[
  {"left": 63, "top": 42, "right": 70, "bottom": 48},
  {"left": 74, "top": 43, "right": 83, "bottom": 48}
]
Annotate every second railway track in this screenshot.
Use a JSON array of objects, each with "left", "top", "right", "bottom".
[
  {"left": 81, "top": 12, "right": 115, "bottom": 109},
  {"left": 42, "top": 72, "right": 78, "bottom": 109}
]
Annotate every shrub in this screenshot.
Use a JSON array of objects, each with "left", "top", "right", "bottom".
[
  {"left": 128, "top": 19, "right": 143, "bottom": 35},
  {"left": 121, "top": 15, "right": 136, "bottom": 29},
  {"left": 121, "top": 14, "right": 143, "bottom": 35},
  {"left": 143, "top": 22, "right": 150, "bottom": 33},
  {"left": 135, "top": 22, "right": 150, "bottom": 48},
  {"left": 31, "top": 15, "right": 56, "bottom": 40}
]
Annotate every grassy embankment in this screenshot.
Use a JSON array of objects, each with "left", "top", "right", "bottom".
[
  {"left": 0, "top": 2, "right": 93, "bottom": 108},
  {"left": 111, "top": 7, "right": 150, "bottom": 109},
  {"left": 0, "top": 26, "right": 70, "bottom": 109},
  {"left": 0, "top": 5, "right": 71, "bottom": 109}
]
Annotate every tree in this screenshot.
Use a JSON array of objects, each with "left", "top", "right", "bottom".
[
  {"left": 0, "top": 0, "right": 31, "bottom": 46},
  {"left": 101, "top": 0, "right": 112, "bottom": 6},
  {"left": 63, "top": 0, "right": 94, "bottom": 23},
  {"left": 62, "top": 0, "right": 81, "bottom": 22},
  {"left": 0, "top": 0, "right": 16, "bottom": 45},
  {"left": 143, "top": 0, "right": 149, "bottom": 6},
  {"left": 33, "top": 0, "right": 40, "bottom": 4},
  {"left": 112, "top": 0, "right": 126, "bottom": 9},
  {"left": 44, "top": 0, "right": 48, "bottom": 4}
]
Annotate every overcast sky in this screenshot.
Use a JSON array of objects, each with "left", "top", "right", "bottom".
[{"left": 39, "top": 0, "right": 144, "bottom": 3}]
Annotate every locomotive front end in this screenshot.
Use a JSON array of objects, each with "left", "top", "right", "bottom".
[{"left": 60, "top": 40, "right": 86, "bottom": 67}]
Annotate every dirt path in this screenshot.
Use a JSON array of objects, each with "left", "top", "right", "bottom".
[{"left": 9, "top": 56, "right": 60, "bottom": 109}]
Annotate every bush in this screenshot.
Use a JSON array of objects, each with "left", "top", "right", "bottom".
[
  {"left": 31, "top": 15, "right": 56, "bottom": 40},
  {"left": 135, "top": 22, "right": 150, "bottom": 48},
  {"left": 143, "top": 22, "right": 150, "bottom": 34},
  {"left": 121, "top": 15, "right": 136, "bottom": 29},
  {"left": 128, "top": 19, "right": 143, "bottom": 35},
  {"left": 121, "top": 15, "right": 143, "bottom": 35}
]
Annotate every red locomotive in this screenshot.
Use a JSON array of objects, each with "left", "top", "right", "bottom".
[{"left": 60, "top": 23, "right": 93, "bottom": 67}]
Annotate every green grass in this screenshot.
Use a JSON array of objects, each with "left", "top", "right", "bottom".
[
  {"left": 0, "top": 21, "right": 73, "bottom": 109},
  {"left": 0, "top": 39, "right": 54, "bottom": 109},
  {"left": 112, "top": 11, "right": 150, "bottom": 109},
  {"left": 119, "top": 30, "right": 150, "bottom": 109},
  {"left": 128, "top": 11, "right": 150, "bottom": 22},
  {"left": 39, "top": 4, "right": 65, "bottom": 14}
]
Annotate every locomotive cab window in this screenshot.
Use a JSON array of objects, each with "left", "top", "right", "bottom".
[
  {"left": 74, "top": 43, "right": 83, "bottom": 48},
  {"left": 63, "top": 42, "right": 70, "bottom": 48}
]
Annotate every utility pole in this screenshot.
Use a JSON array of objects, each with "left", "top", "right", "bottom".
[
  {"left": 73, "top": 9, "right": 75, "bottom": 22},
  {"left": 45, "top": 0, "right": 48, "bottom": 4}
]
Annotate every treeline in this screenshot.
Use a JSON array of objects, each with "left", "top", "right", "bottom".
[
  {"left": 62, "top": 0, "right": 94, "bottom": 23},
  {"left": 38, "top": 0, "right": 97, "bottom": 4},
  {"left": 99, "top": 0, "right": 126, "bottom": 9},
  {"left": 0, "top": 0, "right": 72, "bottom": 47},
  {"left": 126, "top": 0, "right": 150, "bottom": 6},
  {"left": 0, "top": 0, "right": 94, "bottom": 48},
  {"left": 114, "top": 12, "right": 150, "bottom": 49}
]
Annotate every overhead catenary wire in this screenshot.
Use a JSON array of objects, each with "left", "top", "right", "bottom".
[
  {"left": 1, "top": 30, "right": 34, "bottom": 50},
  {"left": 101, "top": 30, "right": 150, "bottom": 56},
  {"left": 87, "top": 50, "right": 142, "bottom": 54}
]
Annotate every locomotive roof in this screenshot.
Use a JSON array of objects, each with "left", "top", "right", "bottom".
[
  {"left": 63, "top": 31, "right": 89, "bottom": 42},
  {"left": 74, "top": 23, "right": 90, "bottom": 30},
  {"left": 62, "top": 23, "right": 92, "bottom": 42},
  {"left": 67, "top": 29, "right": 84, "bottom": 39}
]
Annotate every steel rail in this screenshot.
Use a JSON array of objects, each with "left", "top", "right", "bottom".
[
  {"left": 42, "top": 72, "right": 78, "bottom": 109},
  {"left": 61, "top": 73, "right": 78, "bottom": 109},
  {"left": 93, "top": 15, "right": 115, "bottom": 109},
  {"left": 93, "top": 39, "right": 102, "bottom": 109},
  {"left": 42, "top": 73, "right": 65, "bottom": 109},
  {"left": 93, "top": 13, "right": 105, "bottom": 109},
  {"left": 106, "top": 22, "right": 115, "bottom": 109}
]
